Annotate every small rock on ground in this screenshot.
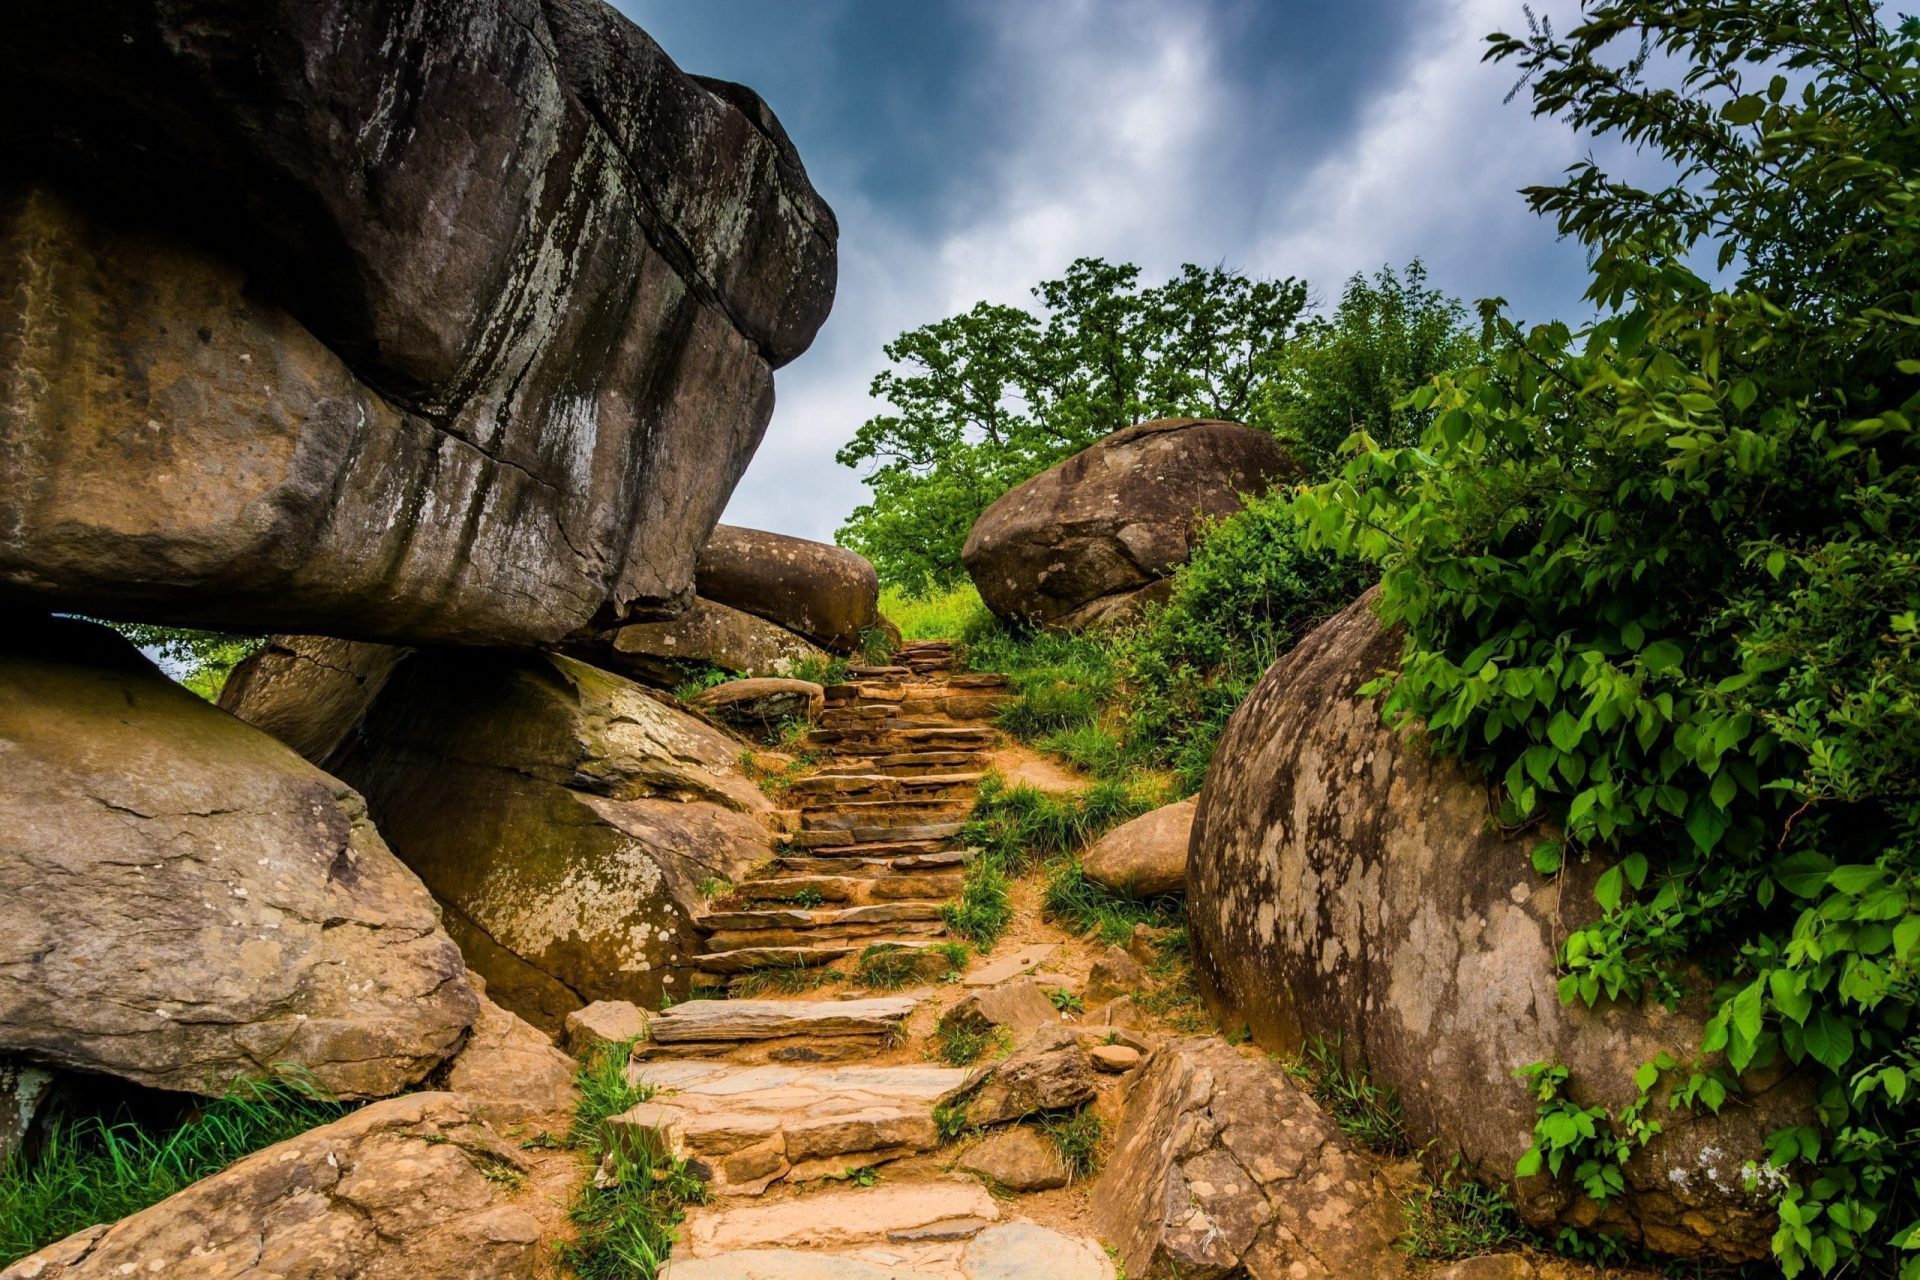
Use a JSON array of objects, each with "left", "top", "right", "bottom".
[
  {"left": 1088, "top": 1044, "right": 1141, "bottom": 1074},
  {"left": 565, "top": 1000, "right": 650, "bottom": 1056},
  {"left": 957, "top": 1126, "right": 1068, "bottom": 1192}
]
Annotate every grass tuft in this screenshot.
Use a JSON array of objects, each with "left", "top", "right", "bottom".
[
  {"left": 0, "top": 1072, "right": 350, "bottom": 1267},
  {"left": 1398, "top": 1160, "right": 1526, "bottom": 1260},
  {"left": 1041, "top": 858, "right": 1183, "bottom": 947},
  {"left": 934, "top": 1021, "right": 1009, "bottom": 1067},
  {"left": 1282, "top": 1037, "right": 1407, "bottom": 1155},
  {"left": 1039, "top": 1109, "right": 1103, "bottom": 1183}
]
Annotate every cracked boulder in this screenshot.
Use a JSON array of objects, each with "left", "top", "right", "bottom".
[
  {"left": 1188, "top": 591, "right": 1813, "bottom": 1261},
  {"left": 0, "top": 1092, "right": 541, "bottom": 1279},
  {"left": 961, "top": 419, "right": 1297, "bottom": 631},
  {"left": 575, "top": 597, "right": 833, "bottom": 688},
  {"left": 218, "top": 635, "right": 410, "bottom": 770},
  {"left": 332, "top": 648, "right": 773, "bottom": 1030},
  {"left": 697, "top": 525, "right": 882, "bottom": 653},
  {"left": 0, "top": 618, "right": 477, "bottom": 1099},
  {"left": 1093, "top": 1036, "right": 1408, "bottom": 1279},
  {"left": 0, "top": 0, "right": 836, "bottom": 646}
]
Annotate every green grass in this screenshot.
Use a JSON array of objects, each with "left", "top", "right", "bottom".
[
  {"left": 1398, "top": 1162, "right": 1527, "bottom": 1261},
  {"left": 854, "top": 942, "right": 968, "bottom": 990},
  {"left": 0, "top": 1073, "right": 350, "bottom": 1266},
  {"left": 1042, "top": 858, "right": 1184, "bottom": 947},
  {"left": 879, "top": 583, "right": 995, "bottom": 641},
  {"left": 670, "top": 664, "right": 734, "bottom": 701},
  {"left": 933, "top": 1021, "right": 1009, "bottom": 1067},
  {"left": 1039, "top": 1110, "right": 1103, "bottom": 1182},
  {"left": 728, "top": 962, "right": 842, "bottom": 1000},
  {"left": 1282, "top": 1037, "right": 1408, "bottom": 1156},
  {"left": 559, "top": 1037, "right": 707, "bottom": 1279},
  {"left": 943, "top": 854, "right": 1014, "bottom": 947}
]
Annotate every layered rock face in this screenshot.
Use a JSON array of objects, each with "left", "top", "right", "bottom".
[
  {"left": 0, "top": 0, "right": 836, "bottom": 646},
  {"left": 697, "top": 525, "right": 882, "bottom": 653},
  {"left": 962, "top": 419, "right": 1297, "bottom": 630},
  {"left": 1187, "top": 592, "right": 1809, "bottom": 1260},
  {"left": 0, "top": 619, "right": 476, "bottom": 1099},
  {"left": 0, "top": 1093, "right": 541, "bottom": 1279},
  {"left": 329, "top": 650, "right": 773, "bottom": 1029}
]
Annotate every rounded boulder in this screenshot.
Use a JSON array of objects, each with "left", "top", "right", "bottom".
[
  {"left": 961, "top": 419, "right": 1297, "bottom": 630},
  {"left": 1187, "top": 590, "right": 1812, "bottom": 1262},
  {"left": 1081, "top": 796, "right": 1195, "bottom": 899},
  {"left": 697, "top": 525, "right": 881, "bottom": 654}
]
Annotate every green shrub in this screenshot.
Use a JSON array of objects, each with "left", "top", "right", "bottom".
[
  {"left": 1296, "top": 5, "right": 1920, "bottom": 1273},
  {"left": 0, "top": 1074, "right": 349, "bottom": 1266},
  {"left": 107, "top": 624, "right": 263, "bottom": 702}
]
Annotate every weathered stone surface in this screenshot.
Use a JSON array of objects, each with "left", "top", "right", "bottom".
[
  {"left": 0, "top": 0, "right": 836, "bottom": 645},
  {"left": 661, "top": 1223, "right": 1115, "bottom": 1280},
  {"left": 692, "top": 678, "right": 826, "bottom": 731},
  {"left": 440, "top": 982, "right": 578, "bottom": 1132},
  {"left": 649, "top": 997, "right": 916, "bottom": 1044},
  {"left": 1086, "top": 946, "right": 1146, "bottom": 1005},
  {"left": 962, "top": 1223, "right": 1114, "bottom": 1280},
  {"left": 0, "top": 1093, "right": 540, "bottom": 1279},
  {"left": 1094, "top": 1037, "right": 1409, "bottom": 1280},
  {"left": 0, "top": 619, "right": 476, "bottom": 1098},
  {"left": 698, "top": 525, "right": 882, "bottom": 653},
  {"left": 1082, "top": 797, "right": 1195, "bottom": 899},
  {"left": 957, "top": 1025, "right": 1096, "bottom": 1127},
  {"left": 963, "top": 945, "right": 1057, "bottom": 988},
  {"left": 565, "top": 1001, "right": 652, "bottom": 1057},
  {"left": 678, "top": 1182, "right": 998, "bottom": 1256},
  {"left": 962, "top": 419, "right": 1297, "bottom": 630},
  {"left": 623, "top": 1060, "right": 972, "bottom": 1193},
  {"left": 586, "top": 597, "right": 832, "bottom": 686},
  {"left": 1188, "top": 591, "right": 1812, "bottom": 1261},
  {"left": 218, "top": 634, "right": 408, "bottom": 768},
  {"left": 333, "top": 648, "right": 771, "bottom": 1028},
  {"left": 1089, "top": 1044, "right": 1141, "bottom": 1074},
  {"left": 0, "top": 1056, "right": 54, "bottom": 1166},
  {"left": 938, "top": 979, "right": 1059, "bottom": 1045},
  {"left": 957, "top": 1126, "right": 1068, "bottom": 1192}
]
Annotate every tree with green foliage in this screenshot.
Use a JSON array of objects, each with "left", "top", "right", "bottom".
[
  {"left": 836, "top": 259, "right": 1308, "bottom": 592},
  {"left": 1298, "top": 3, "right": 1920, "bottom": 1273}
]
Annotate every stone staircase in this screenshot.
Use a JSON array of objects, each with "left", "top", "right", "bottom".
[
  {"left": 689, "top": 641, "right": 1008, "bottom": 986},
  {"left": 600, "top": 642, "right": 1116, "bottom": 1277}
]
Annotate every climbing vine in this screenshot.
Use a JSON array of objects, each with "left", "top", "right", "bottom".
[{"left": 1299, "top": 3, "right": 1920, "bottom": 1274}]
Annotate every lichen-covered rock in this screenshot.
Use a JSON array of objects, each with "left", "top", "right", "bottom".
[
  {"left": 698, "top": 525, "right": 882, "bottom": 653},
  {"left": 0, "top": 1093, "right": 541, "bottom": 1279},
  {"left": 218, "top": 635, "right": 409, "bottom": 768},
  {"left": 581, "top": 597, "right": 832, "bottom": 687},
  {"left": 0, "top": 618, "right": 477, "bottom": 1099},
  {"left": 1082, "top": 796, "right": 1195, "bottom": 899},
  {"left": 1093, "top": 1036, "right": 1409, "bottom": 1279},
  {"left": 334, "top": 649, "right": 772, "bottom": 1029},
  {"left": 690, "top": 678, "right": 825, "bottom": 732},
  {"left": 962, "top": 419, "right": 1297, "bottom": 630},
  {"left": 0, "top": 0, "right": 836, "bottom": 645},
  {"left": 0, "top": 1057, "right": 54, "bottom": 1167},
  {"left": 1187, "top": 591, "right": 1811, "bottom": 1261}
]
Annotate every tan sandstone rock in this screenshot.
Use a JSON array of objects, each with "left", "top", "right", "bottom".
[
  {"left": 962, "top": 419, "right": 1298, "bottom": 631},
  {"left": 957, "top": 1125, "right": 1069, "bottom": 1192},
  {"left": 565, "top": 1001, "right": 652, "bottom": 1057},
  {"left": 0, "top": 0, "right": 835, "bottom": 645},
  {"left": 1187, "top": 591, "right": 1813, "bottom": 1261},
  {"left": 1086, "top": 945, "right": 1147, "bottom": 1004},
  {"left": 698, "top": 525, "right": 883, "bottom": 654},
  {"left": 1081, "top": 797, "right": 1196, "bottom": 899},
  {"left": 587, "top": 597, "right": 833, "bottom": 687},
  {"left": 332, "top": 649, "right": 772, "bottom": 1029},
  {"left": 1093, "top": 1036, "right": 1409, "bottom": 1278},
  {"left": 0, "top": 619, "right": 476, "bottom": 1098},
  {"left": 0, "top": 1093, "right": 540, "bottom": 1279},
  {"left": 937, "top": 979, "right": 1061, "bottom": 1045},
  {"left": 956, "top": 1025, "right": 1096, "bottom": 1127},
  {"left": 441, "top": 982, "right": 578, "bottom": 1133},
  {"left": 217, "top": 635, "right": 407, "bottom": 769},
  {"left": 691, "top": 678, "right": 827, "bottom": 732}
]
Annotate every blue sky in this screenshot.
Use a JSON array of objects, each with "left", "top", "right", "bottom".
[{"left": 620, "top": 0, "right": 1618, "bottom": 543}]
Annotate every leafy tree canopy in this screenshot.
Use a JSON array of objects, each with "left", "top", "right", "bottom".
[{"left": 1300, "top": 3, "right": 1920, "bottom": 1273}]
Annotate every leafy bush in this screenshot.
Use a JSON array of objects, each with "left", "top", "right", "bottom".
[
  {"left": 0, "top": 1074, "right": 348, "bottom": 1266},
  {"left": 108, "top": 624, "right": 262, "bottom": 701},
  {"left": 1298, "top": 4, "right": 1920, "bottom": 1273}
]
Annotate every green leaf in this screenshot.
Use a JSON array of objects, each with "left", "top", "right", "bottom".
[
  {"left": 1532, "top": 840, "right": 1564, "bottom": 875},
  {"left": 1547, "top": 709, "right": 1584, "bottom": 753},
  {"left": 1720, "top": 95, "right": 1765, "bottom": 125},
  {"left": 1641, "top": 640, "right": 1684, "bottom": 674},
  {"left": 1802, "top": 1010, "right": 1855, "bottom": 1072}
]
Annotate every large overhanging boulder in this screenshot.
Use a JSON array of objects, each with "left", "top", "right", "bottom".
[
  {"left": 327, "top": 650, "right": 774, "bottom": 1030},
  {"left": 576, "top": 596, "right": 832, "bottom": 687},
  {"left": 697, "top": 525, "right": 882, "bottom": 653},
  {"left": 1187, "top": 590, "right": 1812, "bottom": 1262},
  {"left": 961, "top": 418, "right": 1297, "bottom": 631},
  {"left": 0, "top": 0, "right": 837, "bottom": 646},
  {"left": 0, "top": 619, "right": 477, "bottom": 1099}
]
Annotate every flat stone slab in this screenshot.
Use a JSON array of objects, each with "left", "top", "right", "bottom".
[
  {"left": 620, "top": 1060, "right": 973, "bottom": 1193},
  {"left": 648, "top": 997, "right": 918, "bottom": 1044},
  {"left": 681, "top": 1182, "right": 998, "bottom": 1255},
  {"left": 964, "top": 945, "right": 1058, "bottom": 987},
  {"left": 662, "top": 1222, "right": 1115, "bottom": 1280}
]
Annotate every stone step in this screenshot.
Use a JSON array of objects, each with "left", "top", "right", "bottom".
[
  {"left": 846, "top": 664, "right": 913, "bottom": 678},
  {"left": 807, "top": 727, "right": 996, "bottom": 749},
  {"left": 703, "top": 920, "right": 946, "bottom": 952},
  {"left": 800, "top": 799, "right": 973, "bottom": 833},
  {"left": 776, "top": 847, "right": 972, "bottom": 875},
  {"left": 728, "top": 875, "right": 860, "bottom": 904},
  {"left": 670, "top": 1181, "right": 996, "bottom": 1253},
  {"left": 813, "top": 751, "right": 989, "bottom": 776},
  {"left": 615, "top": 1061, "right": 972, "bottom": 1195},
  {"left": 695, "top": 901, "right": 948, "bottom": 933},
  {"left": 696, "top": 935, "right": 952, "bottom": 974},
  {"left": 663, "top": 1223, "right": 1118, "bottom": 1280},
  {"left": 787, "top": 771, "right": 984, "bottom": 800},
  {"left": 781, "top": 835, "right": 961, "bottom": 860},
  {"left": 646, "top": 996, "right": 918, "bottom": 1045}
]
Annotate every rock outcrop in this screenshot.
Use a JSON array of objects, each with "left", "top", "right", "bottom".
[
  {"left": 217, "top": 635, "right": 408, "bottom": 769},
  {"left": 1187, "top": 592, "right": 1810, "bottom": 1261},
  {"left": 0, "top": 0, "right": 836, "bottom": 646},
  {"left": 1093, "top": 1037, "right": 1408, "bottom": 1278},
  {"left": 580, "top": 597, "right": 832, "bottom": 686},
  {"left": 439, "top": 980, "right": 579, "bottom": 1133},
  {"left": 1081, "top": 796, "right": 1195, "bottom": 899},
  {"left": 690, "top": 677, "right": 826, "bottom": 732},
  {"left": 331, "top": 649, "right": 772, "bottom": 1030},
  {"left": 0, "top": 619, "right": 477, "bottom": 1099},
  {"left": 0, "top": 1093, "right": 541, "bottom": 1279},
  {"left": 698, "top": 525, "right": 882, "bottom": 653},
  {"left": 962, "top": 419, "right": 1296, "bottom": 630}
]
